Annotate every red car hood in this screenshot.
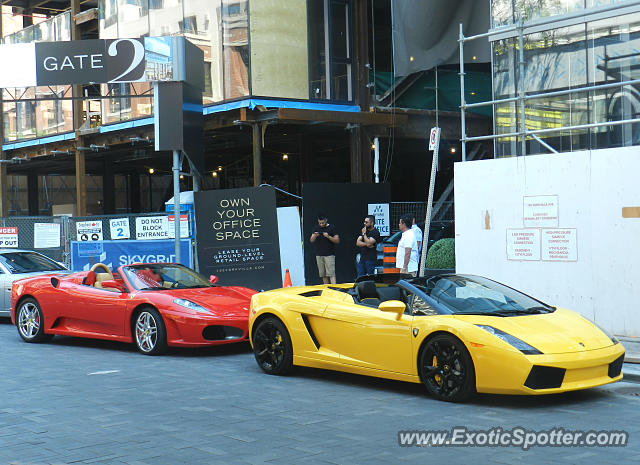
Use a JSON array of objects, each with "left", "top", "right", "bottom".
[{"left": 168, "top": 286, "right": 254, "bottom": 317}]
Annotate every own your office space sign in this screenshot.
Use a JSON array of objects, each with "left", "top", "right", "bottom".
[{"left": 194, "top": 187, "right": 281, "bottom": 290}]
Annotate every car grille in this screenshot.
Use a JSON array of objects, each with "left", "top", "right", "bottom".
[
  {"left": 608, "top": 354, "right": 624, "bottom": 378},
  {"left": 202, "top": 325, "right": 245, "bottom": 341},
  {"left": 524, "top": 365, "right": 566, "bottom": 389}
]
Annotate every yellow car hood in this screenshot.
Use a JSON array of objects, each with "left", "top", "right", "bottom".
[{"left": 453, "top": 308, "right": 615, "bottom": 354}]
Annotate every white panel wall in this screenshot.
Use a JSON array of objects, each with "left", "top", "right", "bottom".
[
  {"left": 277, "top": 206, "right": 306, "bottom": 287},
  {"left": 454, "top": 146, "right": 640, "bottom": 337}
]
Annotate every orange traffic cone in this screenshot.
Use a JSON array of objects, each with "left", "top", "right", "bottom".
[{"left": 283, "top": 269, "right": 292, "bottom": 287}]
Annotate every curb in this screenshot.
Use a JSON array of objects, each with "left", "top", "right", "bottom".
[{"left": 623, "top": 372, "right": 640, "bottom": 383}]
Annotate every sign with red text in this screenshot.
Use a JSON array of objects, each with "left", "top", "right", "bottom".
[
  {"left": 506, "top": 229, "right": 540, "bottom": 261},
  {"left": 523, "top": 195, "right": 559, "bottom": 228},
  {"left": 0, "top": 227, "right": 18, "bottom": 248},
  {"left": 167, "top": 214, "right": 190, "bottom": 238},
  {"left": 542, "top": 228, "right": 577, "bottom": 261},
  {"left": 76, "top": 220, "right": 103, "bottom": 241}
]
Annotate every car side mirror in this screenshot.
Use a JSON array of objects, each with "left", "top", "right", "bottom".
[
  {"left": 378, "top": 300, "right": 405, "bottom": 318},
  {"left": 101, "top": 280, "right": 126, "bottom": 293},
  {"left": 209, "top": 275, "right": 219, "bottom": 284}
]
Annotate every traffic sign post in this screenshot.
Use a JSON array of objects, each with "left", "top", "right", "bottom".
[{"left": 419, "top": 127, "right": 441, "bottom": 277}]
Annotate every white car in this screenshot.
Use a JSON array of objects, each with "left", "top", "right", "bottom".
[{"left": 0, "top": 249, "right": 68, "bottom": 317}]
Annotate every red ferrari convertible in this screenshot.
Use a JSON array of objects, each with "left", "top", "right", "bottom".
[{"left": 10, "top": 262, "right": 256, "bottom": 355}]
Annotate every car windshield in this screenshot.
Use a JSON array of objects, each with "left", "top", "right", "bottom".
[
  {"left": 0, "top": 252, "right": 66, "bottom": 273},
  {"left": 409, "top": 275, "right": 553, "bottom": 315},
  {"left": 122, "top": 264, "right": 213, "bottom": 291}
]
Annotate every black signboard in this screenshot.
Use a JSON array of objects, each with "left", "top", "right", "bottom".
[
  {"left": 194, "top": 186, "right": 282, "bottom": 291},
  {"left": 34, "top": 38, "right": 145, "bottom": 86}
]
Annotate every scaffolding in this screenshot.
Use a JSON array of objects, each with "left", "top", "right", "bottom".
[{"left": 458, "top": 0, "right": 640, "bottom": 161}]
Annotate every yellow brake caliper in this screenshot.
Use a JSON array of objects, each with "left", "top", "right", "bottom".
[{"left": 433, "top": 355, "right": 442, "bottom": 385}]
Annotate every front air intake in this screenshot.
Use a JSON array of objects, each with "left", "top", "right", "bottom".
[
  {"left": 608, "top": 354, "right": 624, "bottom": 378},
  {"left": 202, "top": 325, "right": 245, "bottom": 341},
  {"left": 524, "top": 365, "right": 566, "bottom": 389}
]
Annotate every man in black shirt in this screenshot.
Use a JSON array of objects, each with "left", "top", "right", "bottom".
[
  {"left": 310, "top": 214, "right": 340, "bottom": 284},
  {"left": 356, "top": 215, "right": 381, "bottom": 277}
]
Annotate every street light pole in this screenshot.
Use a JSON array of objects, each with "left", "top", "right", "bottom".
[{"left": 173, "top": 150, "right": 181, "bottom": 264}]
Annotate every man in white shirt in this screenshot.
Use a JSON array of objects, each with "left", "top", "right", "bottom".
[
  {"left": 411, "top": 213, "right": 423, "bottom": 254},
  {"left": 396, "top": 214, "right": 419, "bottom": 276}
]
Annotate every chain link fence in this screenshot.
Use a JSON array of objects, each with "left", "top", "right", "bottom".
[
  {"left": 0, "top": 211, "right": 193, "bottom": 268},
  {"left": 389, "top": 201, "right": 454, "bottom": 236}
]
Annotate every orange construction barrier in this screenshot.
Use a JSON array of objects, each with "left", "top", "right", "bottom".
[
  {"left": 283, "top": 268, "right": 292, "bottom": 287},
  {"left": 382, "top": 246, "right": 400, "bottom": 273}
]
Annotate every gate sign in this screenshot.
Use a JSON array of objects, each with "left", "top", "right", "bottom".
[
  {"left": 0, "top": 39, "right": 144, "bottom": 87},
  {"left": 368, "top": 203, "right": 390, "bottom": 236},
  {"left": 0, "top": 227, "right": 18, "bottom": 248},
  {"left": 0, "top": 36, "right": 201, "bottom": 88},
  {"left": 109, "top": 218, "right": 131, "bottom": 240},
  {"left": 76, "top": 220, "right": 103, "bottom": 241}
]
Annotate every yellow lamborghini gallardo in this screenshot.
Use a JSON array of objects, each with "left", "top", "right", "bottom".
[{"left": 249, "top": 274, "right": 625, "bottom": 402}]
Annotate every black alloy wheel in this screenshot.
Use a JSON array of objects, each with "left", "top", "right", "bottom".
[
  {"left": 419, "top": 334, "right": 476, "bottom": 402},
  {"left": 252, "top": 317, "right": 293, "bottom": 375}
]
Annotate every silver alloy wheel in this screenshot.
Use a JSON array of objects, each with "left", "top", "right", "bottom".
[
  {"left": 18, "top": 302, "right": 41, "bottom": 339},
  {"left": 135, "top": 311, "right": 158, "bottom": 353}
]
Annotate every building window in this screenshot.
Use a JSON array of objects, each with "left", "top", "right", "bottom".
[
  {"left": 492, "top": 4, "right": 640, "bottom": 156},
  {"left": 308, "top": 0, "right": 353, "bottom": 102}
]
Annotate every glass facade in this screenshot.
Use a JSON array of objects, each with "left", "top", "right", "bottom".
[
  {"left": 490, "top": 0, "right": 630, "bottom": 27},
  {"left": 2, "top": 1, "right": 354, "bottom": 143},
  {"left": 491, "top": 2, "right": 640, "bottom": 156},
  {"left": 100, "top": 0, "right": 251, "bottom": 103},
  {"left": 308, "top": 0, "right": 352, "bottom": 101},
  {"left": 99, "top": 0, "right": 351, "bottom": 104},
  {"left": 2, "top": 13, "right": 73, "bottom": 143}
]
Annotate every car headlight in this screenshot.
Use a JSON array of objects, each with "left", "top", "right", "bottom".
[
  {"left": 476, "top": 325, "right": 542, "bottom": 355},
  {"left": 585, "top": 318, "right": 618, "bottom": 345},
  {"left": 173, "top": 298, "right": 210, "bottom": 314}
]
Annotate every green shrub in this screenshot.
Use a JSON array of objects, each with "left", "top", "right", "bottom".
[{"left": 425, "top": 238, "right": 455, "bottom": 269}]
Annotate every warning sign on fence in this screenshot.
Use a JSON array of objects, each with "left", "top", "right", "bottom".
[
  {"left": 76, "top": 220, "right": 104, "bottom": 241},
  {"left": 0, "top": 227, "right": 18, "bottom": 248}
]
